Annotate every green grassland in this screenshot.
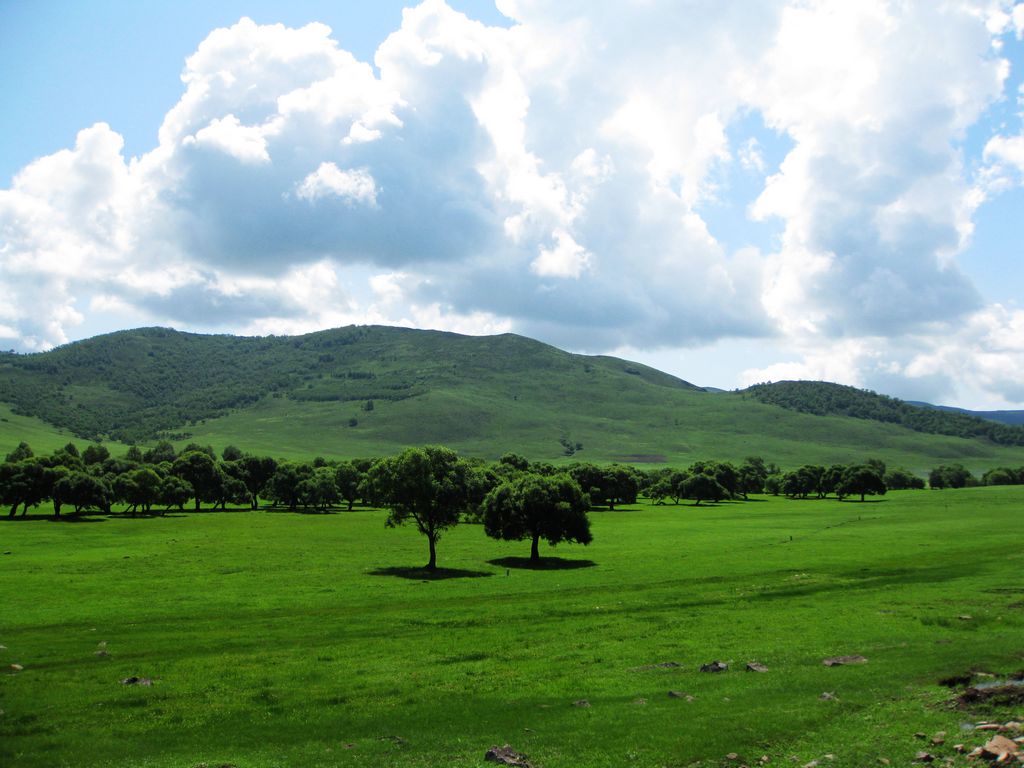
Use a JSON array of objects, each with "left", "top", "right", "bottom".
[
  {"left": 182, "top": 387, "right": 1024, "bottom": 471},
  {"left": 2, "top": 487, "right": 1022, "bottom": 767}
]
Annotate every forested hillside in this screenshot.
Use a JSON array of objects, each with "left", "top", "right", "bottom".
[
  {"left": 745, "top": 380, "right": 1024, "bottom": 446},
  {"left": 0, "top": 326, "right": 697, "bottom": 443}
]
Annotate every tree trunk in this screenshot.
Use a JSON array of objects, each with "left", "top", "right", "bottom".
[
  {"left": 860, "top": 492, "right": 865, "bottom": 502},
  {"left": 530, "top": 534, "right": 540, "bottom": 562},
  {"left": 8, "top": 502, "right": 18, "bottom": 518},
  {"left": 251, "top": 495, "right": 258, "bottom": 510},
  {"left": 194, "top": 496, "right": 201, "bottom": 511},
  {"left": 53, "top": 501, "right": 61, "bottom": 518},
  {"left": 426, "top": 535, "right": 437, "bottom": 571},
  {"left": 347, "top": 499, "right": 354, "bottom": 511}
]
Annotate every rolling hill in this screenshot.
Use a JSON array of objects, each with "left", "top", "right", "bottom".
[{"left": 1, "top": 325, "right": 1023, "bottom": 472}]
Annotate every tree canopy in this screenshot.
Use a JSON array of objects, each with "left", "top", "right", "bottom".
[
  {"left": 482, "top": 473, "right": 591, "bottom": 561},
  {"left": 364, "top": 445, "right": 474, "bottom": 570}
]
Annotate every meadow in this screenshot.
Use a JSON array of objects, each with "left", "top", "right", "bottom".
[{"left": 1, "top": 487, "right": 1022, "bottom": 767}]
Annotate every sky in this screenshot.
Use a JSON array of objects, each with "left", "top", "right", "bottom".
[{"left": 1, "top": 1, "right": 1023, "bottom": 409}]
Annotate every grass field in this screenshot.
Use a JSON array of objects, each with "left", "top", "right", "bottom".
[{"left": 2, "top": 488, "right": 1023, "bottom": 767}]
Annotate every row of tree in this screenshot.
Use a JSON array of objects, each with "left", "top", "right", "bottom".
[{"left": 1, "top": 439, "right": 1017, "bottom": 569}]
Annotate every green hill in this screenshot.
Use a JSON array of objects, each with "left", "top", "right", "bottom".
[
  {"left": 745, "top": 380, "right": 1024, "bottom": 446},
  {"left": 0, "top": 326, "right": 1022, "bottom": 472}
]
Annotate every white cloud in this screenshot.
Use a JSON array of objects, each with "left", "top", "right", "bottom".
[
  {"left": 1, "top": 2, "right": 1022, "bottom": 406},
  {"left": 295, "top": 163, "right": 378, "bottom": 205},
  {"left": 188, "top": 115, "right": 272, "bottom": 164},
  {"left": 530, "top": 229, "right": 590, "bottom": 278},
  {"left": 984, "top": 133, "right": 1024, "bottom": 173}
]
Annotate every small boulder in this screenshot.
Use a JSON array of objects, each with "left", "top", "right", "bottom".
[
  {"left": 822, "top": 655, "right": 867, "bottom": 667},
  {"left": 819, "top": 692, "right": 838, "bottom": 701},
  {"left": 485, "top": 745, "right": 533, "bottom": 767},
  {"left": 572, "top": 699, "right": 590, "bottom": 708},
  {"left": 746, "top": 662, "right": 769, "bottom": 673},
  {"left": 701, "top": 660, "right": 729, "bottom": 673},
  {"left": 980, "top": 735, "right": 1018, "bottom": 760},
  {"left": 120, "top": 676, "right": 153, "bottom": 686},
  {"left": 913, "top": 752, "right": 934, "bottom": 763},
  {"left": 9, "top": 663, "right": 23, "bottom": 672}
]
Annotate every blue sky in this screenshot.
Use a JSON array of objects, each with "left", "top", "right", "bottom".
[{"left": 1, "top": 1, "right": 1023, "bottom": 408}]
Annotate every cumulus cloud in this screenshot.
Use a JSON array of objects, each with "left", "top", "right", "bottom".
[
  {"left": 295, "top": 163, "right": 378, "bottom": 205},
  {"left": 1, "top": 1, "right": 1023, "bottom": 405}
]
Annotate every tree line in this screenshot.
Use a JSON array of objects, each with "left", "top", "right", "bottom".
[
  {"left": 746, "top": 381, "right": 1024, "bottom": 447},
  {"left": 1, "top": 439, "right": 1018, "bottom": 569}
]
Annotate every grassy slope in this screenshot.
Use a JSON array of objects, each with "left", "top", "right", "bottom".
[
  {"left": 0, "top": 403, "right": 131, "bottom": 458},
  {"left": 185, "top": 387, "right": 1024, "bottom": 472},
  {"left": 2, "top": 325, "right": 1024, "bottom": 471},
  {"left": 2, "top": 488, "right": 1022, "bottom": 767}
]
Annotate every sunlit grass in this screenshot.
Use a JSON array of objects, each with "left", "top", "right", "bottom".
[{"left": 2, "top": 487, "right": 1023, "bottom": 767}]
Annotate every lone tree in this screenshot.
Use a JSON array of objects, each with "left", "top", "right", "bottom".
[
  {"left": 482, "top": 473, "right": 592, "bottom": 561},
  {"left": 364, "top": 445, "right": 472, "bottom": 570}
]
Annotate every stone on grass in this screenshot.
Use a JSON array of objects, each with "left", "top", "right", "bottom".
[
  {"left": 746, "top": 662, "right": 769, "bottom": 673},
  {"left": 822, "top": 655, "right": 867, "bottom": 666},
  {"left": 980, "top": 735, "right": 1019, "bottom": 760},
  {"left": 913, "top": 751, "right": 934, "bottom": 762},
  {"left": 120, "top": 676, "right": 153, "bottom": 686},
  {"left": 573, "top": 699, "right": 590, "bottom": 708},
  {"left": 9, "top": 663, "right": 23, "bottom": 672},
  {"left": 485, "top": 744, "right": 533, "bottom": 767},
  {"left": 701, "top": 660, "right": 729, "bottom": 673},
  {"left": 818, "top": 692, "right": 838, "bottom": 701}
]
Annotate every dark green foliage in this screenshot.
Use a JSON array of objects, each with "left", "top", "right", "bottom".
[
  {"left": 82, "top": 443, "right": 110, "bottom": 465},
  {"left": 237, "top": 455, "right": 278, "bottom": 509},
  {"left": 171, "top": 450, "right": 220, "bottom": 510},
  {"left": 53, "top": 471, "right": 111, "bottom": 516},
  {"left": 159, "top": 475, "right": 192, "bottom": 511},
  {"left": 114, "top": 468, "right": 162, "bottom": 516},
  {"left": 568, "top": 463, "right": 638, "bottom": 509},
  {"left": 222, "top": 444, "right": 244, "bottom": 462},
  {"left": 143, "top": 440, "right": 176, "bottom": 464},
  {"left": 928, "top": 463, "right": 975, "bottom": 489},
  {"left": 981, "top": 466, "right": 1024, "bottom": 485},
  {"left": 0, "top": 458, "right": 54, "bottom": 516},
  {"left": 333, "top": 461, "right": 363, "bottom": 510},
  {"left": 364, "top": 445, "right": 474, "bottom": 570},
  {"left": 498, "top": 452, "right": 531, "bottom": 472},
  {"left": 6, "top": 440, "right": 33, "bottom": 463},
  {"left": 837, "top": 465, "right": 887, "bottom": 501},
  {"left": 747, "top": 380, "right": 1024, "bottom": 446},
  {"left": 296, "top": 467, "right": 339, "bottom": 511},
  {"left": 737, "top": 456, "right": 768, "bottom": 497},
  {"left": 885, "top": 467, "right": 926, "bottom": 490},
  {"left": 782, "top": 465, "right": 826, "bottom": 499},
  {"left": 482, "top": 473, "right": 591, "bottom": 560},
  {"left": 679, "top": 472, "right": 726, "bottom": 505},
  {"left": 268, "top": 462, "right": 314, "bottom": 511}
]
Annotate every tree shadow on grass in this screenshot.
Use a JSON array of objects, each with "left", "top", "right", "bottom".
[
  {"left": 3, "top": 512, "right": 106, "bottom": 523},
  {"left": 369, "top": 566, "right": 494, "bottom": 581},
  {"left": 489, "top": 556, "right": 597, "bottom": 571}
]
